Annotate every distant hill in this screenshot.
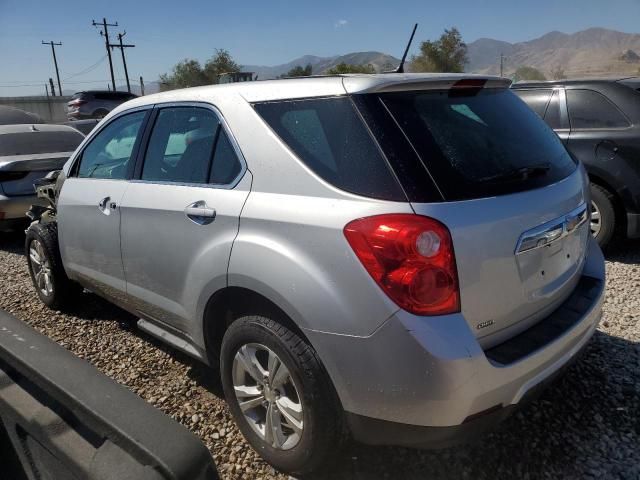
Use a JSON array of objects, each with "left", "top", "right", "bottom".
[
  {"left": 466, "top": 27, "right": 640, "bottom": 78},
  {"left": 243, "top": 51, "right": 401, "bottom": 79}
]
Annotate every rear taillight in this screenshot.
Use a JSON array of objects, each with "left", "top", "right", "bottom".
[
  {"left": 344, "top": 214, "right": 460, "bottom": 315},
  {"left": 68, "top": 99, "right": 87, "bottom": 107}
]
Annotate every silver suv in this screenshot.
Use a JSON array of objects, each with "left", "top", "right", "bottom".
[{"left": 26, "top": 74, "right": 605, "bottom": 476}]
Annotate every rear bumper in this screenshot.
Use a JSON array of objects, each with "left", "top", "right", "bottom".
[
  {"left": 0, "top": 194, "right": 42, "bottom": 230},
  {"left": 305, "top": 237, "right": 605, "bottom": 446}
]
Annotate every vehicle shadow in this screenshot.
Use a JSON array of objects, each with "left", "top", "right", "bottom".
[{"left": 311, "top": 331, "right": 639, "bottom": 480}]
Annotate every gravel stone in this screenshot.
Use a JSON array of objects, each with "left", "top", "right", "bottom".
[{"left": 1, "top": 231, "right": 638, "bottom": 479}]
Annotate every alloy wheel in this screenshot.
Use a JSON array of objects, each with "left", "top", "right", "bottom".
[
  {"left": 232, "top": 343, "right": 303, "bottom": 450},
  {"left": 29, "top": 239, "right": 53, "bottom": 297}
]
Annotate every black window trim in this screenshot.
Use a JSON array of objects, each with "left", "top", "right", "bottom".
[
  {"left": 566, "top": 87, "right": 632, "bottom": 131},
  {"left": 130, "top": 101, "right": 247, "bottom": 190},
  {"left": 67, "top": 105, "right": 153, "bottom": 180}
]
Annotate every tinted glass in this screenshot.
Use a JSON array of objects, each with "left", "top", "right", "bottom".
[
  {"left": 142, "top": 107, "right": 218, "bottom": 184},
  {"left": 567, "top": 89, "right": 630, "bottom": 129},
  {"left": 380, "top": 89, "right": 576, "bottom": 201},
  {"left": 0, "top": 130, "right": 84, "bottom": 156},
  {"left": 77, "top": 111, "right": 146, "bottom": 179},
  {"left": 513, "top": 89, "right": 553, "bottom": 117},
  {"left": 254, "top": 97, "right": 404, "bottom": 201},
  {"left": 209, "top": 129, "right": 242, "bottom": 184},
  {"left": 544, "top": 91, "right": 562, "bottom": 129}
]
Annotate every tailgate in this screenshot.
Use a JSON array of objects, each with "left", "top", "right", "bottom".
[{"left": 411, "top": 168, "right": 589, "bottom": 348}]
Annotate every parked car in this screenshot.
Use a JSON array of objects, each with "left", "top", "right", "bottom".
[
  {"left": 67, "top": 90, "right": 137, "bottom": 120},
  {"left": 512, "top": 78, "right": 640, "bottom": 247},
  {"left": 0, "top": 105, "right": 46, "bottom": 125},
  {"left": 26, "top": 74, "right": 605, "bottom": 476},
  {"left": 0, "top": 124, "right": 83, "bottom": 231}
]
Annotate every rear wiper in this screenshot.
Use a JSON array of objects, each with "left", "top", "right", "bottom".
[{"left": 479, "top": 163, "right": 551, "bottom": 183}]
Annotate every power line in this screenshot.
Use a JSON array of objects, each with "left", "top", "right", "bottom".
[
  {"left": 42, "top": 41, "right": 62, "bottom": 96},
  {"left": 92, "top": 17, "right": 118, "bottom": 91},
  {"left": 64, "top": 55, "right": 107, "bottom": 80}
]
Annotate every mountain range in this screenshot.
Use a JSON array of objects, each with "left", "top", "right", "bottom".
[{"left": 241, "top": 27, "right": 640, "bottom": 80}]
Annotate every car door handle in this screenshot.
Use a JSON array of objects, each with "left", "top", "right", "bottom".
[
  {"left": 98, "top": 196, "right": 117, "bottom": 215},
  {"left": 184, "top": 201, "right": 216, "bottom": 225}
]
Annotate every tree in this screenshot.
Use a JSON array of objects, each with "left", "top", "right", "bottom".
[
  {"left": 204, "top": 49, "right": 240, "bottom": 81},
  {"left": 410, "top": 27, "right": 468, "bottom": 73},
  {"left": 160, "top": 49, "right": 241, "bottom": 91},
  {"left": 159, "top": 59, "right": 208, "bottom": 90},
  {"left": 550, "top": 65, "right": 566, "bottom": 80},
  {"left": 326, "top": 62, "right": 375, "bottom": 74},
  {"left": 282, "top": 64, "right": 313, "bottom": 77},
  {"left": 514, "top": 66, "right": 547, "bottom": 82}
]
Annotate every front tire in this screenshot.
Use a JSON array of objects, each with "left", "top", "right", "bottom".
[
  {"left": 589, "top": 183, "right": 616, "bottom": 248},
  {"left": 220, "top": 315, "right": 344, "bottom": 476},
  {"left": 25, "top": 223, "right": 80, "bottom": 309}
]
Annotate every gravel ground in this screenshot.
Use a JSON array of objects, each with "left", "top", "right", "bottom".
[{"left": 1, "top": 231, "right": 638, "bottom": 479}]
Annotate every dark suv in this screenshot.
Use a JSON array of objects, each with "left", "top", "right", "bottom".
[
  {"left": 67, "top": 90, "right": 137, "bottom": 120},
  {"left": 512, "top": 78, "right": 640, "bottom": 247}
]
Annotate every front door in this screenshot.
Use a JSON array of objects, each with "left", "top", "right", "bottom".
[
  {"left": 119, "top": 105, "right": 249, "bottom": 332},
  {"left": 58, "top": 109, "right": 149, "bottom": 301}
]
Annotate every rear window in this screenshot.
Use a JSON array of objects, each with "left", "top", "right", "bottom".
[
  {"left": 0, "top": 130, "right": 84, "bottom": 156},
  {"left": 378, "top": 88, "right": 577, "bottom": 201},
  {"left": 254, "top": 97, "right": 405, "bottom": 201}
]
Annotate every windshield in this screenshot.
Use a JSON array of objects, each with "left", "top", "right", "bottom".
[
  {"left": 0, "top": 130, "right": 84, "bottom": 156},
  {"left": 376, "top": 88, "right": 577, "bottom": 201}
]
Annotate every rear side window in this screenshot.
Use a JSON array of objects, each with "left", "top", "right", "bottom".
[
  {"left": 567, "top": 90, "right": 630, "bottom": 129},
  {"left": 379, "top": 89, "right": 576, "bottom": 201},
  {"left": 513, "top": 89, "right": 553, "bottom": 117},
  {"left": 254, "top": 97, "right": 405, "bottom": 201}
]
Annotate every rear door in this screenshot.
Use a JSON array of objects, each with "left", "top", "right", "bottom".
[
  {"left": 119, "top": 104, "right": 249, "bottom": 332},
  {"left": 565, "top": 88, "right": 632, "bottom": 169},
  {"left": 58, "top": 109, "right": 149, "bottom": 301}
]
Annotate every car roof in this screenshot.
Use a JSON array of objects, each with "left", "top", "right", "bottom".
[
  {"left": 512, "top": 76, "right": 640, "bottom": 89},
  {"left": 119, "top": 73, "right": 510, "bottom": 110}
]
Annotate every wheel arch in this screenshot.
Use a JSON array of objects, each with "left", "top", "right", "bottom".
[
  {"left": 202, "top": 286, "right": 311, "bottom": 366},
  {"left": 587, "top": 172, "right": 627, "bottom": 234}
]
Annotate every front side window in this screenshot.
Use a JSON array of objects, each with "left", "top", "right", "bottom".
[
  {"left": 254, "top": 97, "right": 404, "bottom": 201},
  {"left": 567, "top": 89, "right": 630, "bottom": 129},
  {"left": 141, "top": 106, "right": 242, "bottom": 185},
  {"left": 76, "top": 110, "right": 146, "bottom": 179}
]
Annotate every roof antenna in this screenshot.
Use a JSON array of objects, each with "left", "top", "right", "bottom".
[{"left": 391, "top": 23, "right": 418, "bottom": 74}]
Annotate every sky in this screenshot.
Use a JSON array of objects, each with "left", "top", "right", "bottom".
[{"left": 1, "top": 0, "right": 640, "bottom": 96}]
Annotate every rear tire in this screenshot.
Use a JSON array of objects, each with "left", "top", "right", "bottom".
[
  {"left": 589, "top": 183, "right": 616, "bottom": 249},
  {"left": 25, "top": 223, "right": 80, "bottom": 309},
  {"left": 220, "top": 315, "right": 345, "bottom": 476}
]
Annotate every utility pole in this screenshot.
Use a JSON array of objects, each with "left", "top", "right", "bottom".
[
  {"left": 140, "top": 76, "right": 145, "bottom": 95},
  {"left": 110, "top": 31, "right": 135, "bottom": 93},
  {"left": 49, "top": 78, "right": 56, "bottom": 97},
  {"left": 500, "top": 53, "right": 506, "bottom": 77},
  {"left": 42, "top": 41, "right": 62, "bottom": 96},
  {"left": 92, "top": 17, "right": 118, "bottom": 91}
]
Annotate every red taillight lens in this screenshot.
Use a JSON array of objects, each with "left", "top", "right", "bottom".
[{"left": 344, "top": 214, "right": 460, "bottom": 315}]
